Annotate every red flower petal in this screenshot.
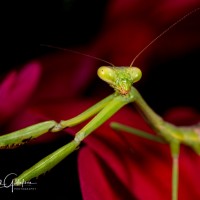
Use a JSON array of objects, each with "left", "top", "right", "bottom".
[
  {"left": 32, "top": 52, "right": 98, "bottom": 103},
  {"left": 0, "top": 62, "right": 41, "bottom": 123}
]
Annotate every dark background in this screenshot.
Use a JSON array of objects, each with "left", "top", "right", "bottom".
[{"left": 1, "top": 0, "right": 108, "bottom": 74}]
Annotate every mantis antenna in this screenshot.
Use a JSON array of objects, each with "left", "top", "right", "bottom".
[
  {"left": 129, "top": 7, "right": 200, "bottom": 67},
  {"left": 40, "top": 44, "right": 115, "bottom": 67},
  {"left": 41, "top": 8, "right": 199, "bottom": 69}
]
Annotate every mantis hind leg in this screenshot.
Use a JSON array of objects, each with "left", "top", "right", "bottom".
[
  {"left": 170, "top": 142, "right": 180, "bottom": 200},
  {"left": 111, "top": 122, "right": 180, "bottom": 200}
]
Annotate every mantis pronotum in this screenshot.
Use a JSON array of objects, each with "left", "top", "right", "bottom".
[{"left": 0, "top": 7, "right": 200, "bottom": 200}]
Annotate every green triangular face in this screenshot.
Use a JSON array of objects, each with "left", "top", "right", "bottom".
[{"left": 97, "top": 66, "right": 142, "bottom": 95}]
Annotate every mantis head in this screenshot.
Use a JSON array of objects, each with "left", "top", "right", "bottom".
[{"left": 97, "top": 66, "right": 142, "bottom": 95}]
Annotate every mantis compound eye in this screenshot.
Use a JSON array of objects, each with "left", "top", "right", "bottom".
[
  {"left": 97, "top": 66, "right": 116, "bottom": 85},
  {"left": 128, "top": 67, "right": 142, "bottom": 83}
]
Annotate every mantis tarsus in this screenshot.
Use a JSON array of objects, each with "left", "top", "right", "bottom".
[{"left": 0, "top": 8, "right": 200, "bottom": 200}]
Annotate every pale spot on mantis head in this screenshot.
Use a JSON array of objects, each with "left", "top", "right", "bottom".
[{"left": 97, "top": 66, "right": 142, "bottom": 95}]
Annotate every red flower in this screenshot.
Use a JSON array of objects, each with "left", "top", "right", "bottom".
[
  {"left": 0, "top": 62, "right": 41, "bottom": 126},
  {"left": 0, "top": 1, "right": 200, "bottom": 199}
]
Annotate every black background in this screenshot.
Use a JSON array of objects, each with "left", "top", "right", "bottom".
[{"left": 1, "top": 0, "right": 108, "bottom": 74}]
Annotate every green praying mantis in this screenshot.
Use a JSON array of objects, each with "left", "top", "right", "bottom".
[{"left": 0, "top": 8, "right": 200, "bottom": 200}]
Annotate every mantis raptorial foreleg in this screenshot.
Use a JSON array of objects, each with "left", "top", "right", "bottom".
[
  {"left": 0, "top": 93, "right": 118, "bottom": 183},
  {"left": 0, "top": 93, "right": 115, "bottom": 149},
  {"left": 52, "top": 93, "right": 116, "bottom": 132},
  {"left": 3, "top": 67, "right": 138, "bottom": 184},
  {"left": 0, "top": 121, "right": 57, "bottom": 149},
  {"left": 14, "top": 90, "right": 136, "bottom": 185}
]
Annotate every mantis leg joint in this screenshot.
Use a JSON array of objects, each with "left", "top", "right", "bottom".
[{"left": 51, "top": 123, "right": 65, "bottom": 132}]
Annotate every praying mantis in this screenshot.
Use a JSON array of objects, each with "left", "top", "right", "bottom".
[{"left": 0, "top": 8, "right": 200, "bottom": 200}]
